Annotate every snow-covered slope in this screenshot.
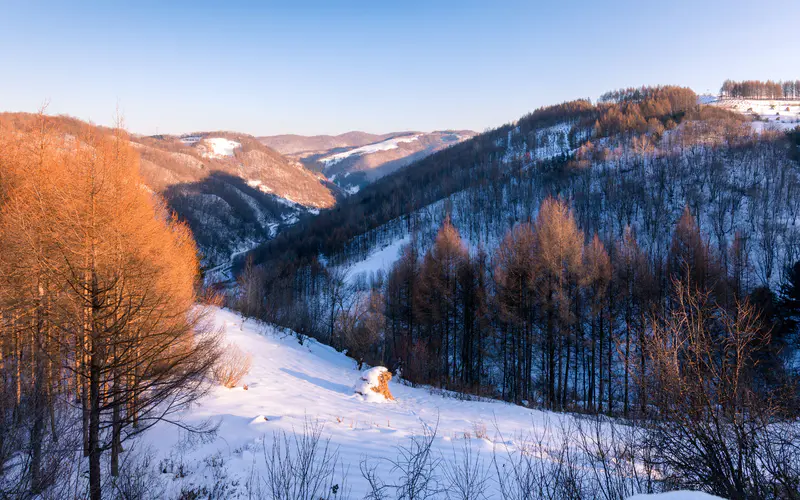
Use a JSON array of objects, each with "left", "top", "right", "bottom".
[
  {"left": 134, "top": 308, "right": 718, "bottom": 498},
  {"left": 201, "top": 137, "right": 241, "bottom": 158},
  {"left": 264, "top": 130, "right": 477, "bottom": 195},
  {"left": 259, "top": 131, "right": 398, "bottom": 155},
  {"left": 320, "top": 134, "right": 422, "bottom": 167},
  {"left": 342, "top": 235, "right": 411, "bottom": 284},
  {"left": 713, "top": 98, "right": 800, "bottom": 130}
]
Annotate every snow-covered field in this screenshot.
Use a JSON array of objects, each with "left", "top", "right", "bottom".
[
  {"left": 133, "top": 307, "right": 717, "bottom": 499},
  {"left": 713, "top": 98, "right": 800, "bottom": 130}
]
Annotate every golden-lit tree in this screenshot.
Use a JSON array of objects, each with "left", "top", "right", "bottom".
[
  {"left": 0, "top": 114, "right": 217, "bottom": 499},
  {"left": 532, "top": 197, "right": 584, "bottom": 410}
]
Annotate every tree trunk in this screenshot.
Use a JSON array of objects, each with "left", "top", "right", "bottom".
[{"left": 89, "top": 341, "right": 102, "bottom": 500}]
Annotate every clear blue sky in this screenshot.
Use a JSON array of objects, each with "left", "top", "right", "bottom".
[{"left": 2, "top": 0, "right": 798, "bottom": 136}]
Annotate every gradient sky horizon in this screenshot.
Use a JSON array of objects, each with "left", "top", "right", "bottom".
[{"left": 2, "top": 0, "right": 799, "bottom": 137}]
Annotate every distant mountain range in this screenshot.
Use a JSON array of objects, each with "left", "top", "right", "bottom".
[
  {"left": 259, "top": 131, "right": 399, "bottom": 155},
  {"left": 261, "top": 130, "right": 476, "bottom": 194}
]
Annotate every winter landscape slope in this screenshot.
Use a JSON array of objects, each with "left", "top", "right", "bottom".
[
  {"left": 263, "top": 130, "right": 477, "bottom": 195},
  {"left": 259, "top": 131, "right": 400, "bottom": 155},
  {"left": 0, "top": 113, "right": 336, "bottom": 270},
  {"left": 253, "top": 92, "right": 800, "bottom": 290},
  {"left": 138, "top": 307, "right": 717, "bottom": 499},
  {"left": 143, "top": 131, "right": 336, "bottom": 269},
  {"left": 712, "top": 98, "right": 800, "bottom": 130}
]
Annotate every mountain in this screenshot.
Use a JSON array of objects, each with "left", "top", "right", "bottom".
[
  {"left": 259, "top": 131, "right": 398, "bottom": 155},
  {"left": 261, "top": 130, "right": 477, "bottom": 194},
  {"left": 137, "top": 131, "right": 338, "bottom": 272},
  {"left": 0, "top": 113, "right": 336, "bottom": 271}
]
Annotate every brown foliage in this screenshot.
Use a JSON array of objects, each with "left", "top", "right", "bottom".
[
  {"left": 213, "top": 344, "right": 252, "bottom": 388},
  {"left": 0, "top": 113, "right": 218, "bottom": 498}
]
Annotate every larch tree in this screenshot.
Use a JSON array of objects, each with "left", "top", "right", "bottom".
[
  {"left": 416, "top": 216, "right": 468, "bottom": 386},
  {"left": 493, "top": 222, "right": 536, "bottom": 403},
  {"left": 613, "top": 225, "right": 655, "bottom": 417},
  {"left": 0, "top": 115, "right": 218, "bottom": 499},
  {"left": 532, "top": 197, "right": 584, "bottom": 410},
  {"left": 583, "top": 234, "right": 611, "bottom": 412}
]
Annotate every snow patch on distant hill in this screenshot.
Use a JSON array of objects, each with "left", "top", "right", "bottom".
[
  {"left": 321, "top": 134, "right": 421, "bottom": 166},
  {"left": 203, "top": 137, "right": 241, "bottom": 158}
]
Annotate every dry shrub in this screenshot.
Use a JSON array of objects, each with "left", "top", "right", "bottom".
[
  {"left": 473, "top": 421, "right": 488, "bottom": 440},
  {"left": 372, "top": 370, "right": 395, "bottom": 400},
  {"left": 213, "top": 344, "right": 251, "bottom": 388}
]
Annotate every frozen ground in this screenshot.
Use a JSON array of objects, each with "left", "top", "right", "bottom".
[{"left": 132, "top": 307, "right": 716, "bottom": 498}]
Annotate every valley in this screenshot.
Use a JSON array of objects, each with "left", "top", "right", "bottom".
[{"left": 2, "top": 4, "right": 800, "bottom": 495}]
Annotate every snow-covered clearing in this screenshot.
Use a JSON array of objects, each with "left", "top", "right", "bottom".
[
  {"left": 246, "top": 179, "right": 274, "bottom": 194},
  {"left": 203, "top": 137, "right": 241, "bottom": 158},
  {"left": 322, "top": 135, "right": 421, "bottom": 167},
  {"left": 342, "top": 235, "right": 410, "bottom": 284},
  {"left": 133, "top": 307, "right": 714, "bottom": 498},
  {"left": 713, "top": 98, "right": 800, "bottom": 130}
]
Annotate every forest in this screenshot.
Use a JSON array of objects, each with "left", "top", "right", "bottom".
[
  {"left": 720, "top": 79, "right": 800, "bottom": 100},
  {"left": 226, "top": 87, "right": 800, "bottom": 497}
]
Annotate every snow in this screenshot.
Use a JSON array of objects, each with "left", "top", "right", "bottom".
[
  {"left": 501, "top": 121, "right": 574, "bottom": 166},
  {"left": 696, "top": 94, "right": 718, "bottom": 105},
  {"left": 342, "top": 234, "right": 410, "bottom": 283},
  {"left": 246, "top": 178, "right": 274, "bottom": 193},
  {"left": 750, "top": 120, "right": 800, "bottom": 133},
  {"left": 321, "top": 134, "right": 421, "bottom": 167},
  {"left": 628, "top": 493, "right": 725, "bottom": 500},
  {"left": 180, "top": 135, "right": 202, "bottom": 144},
  {"left": 713, "top": 98, "right": 800, "bottom": 129},
  {"left": 134, "top": 307, "right": 568, "bottom": 496},
  {"left": 202, "top": 137, "right": 241, "bottom": 158},
  {"left": 128, "top": 307, "right": 730, "bottom": 497},
  {"left": 354, "top": 366, "right": 393, "bottom": 403}
]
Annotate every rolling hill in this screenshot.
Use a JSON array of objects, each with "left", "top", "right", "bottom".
[
  {"left": 0, "top": 113, "right": 337, "bottom": 271},
  {"left": 262, "top": 130, "right": 476, "bottom": 194}
]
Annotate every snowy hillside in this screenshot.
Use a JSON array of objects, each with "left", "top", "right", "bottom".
[
  {"left": 713, "top": 98, "right": 800, "bottom": 130},
  {"left": 321, "top": 134, "right": 422, "bottom": 167},
  {"left": 266, "top": 130, "right": 477, "bottom": 195},
  {"left": 201, "top": 137, "right": 241, "bottom": 158},
  {"left": 136, "top": 307, "right": 715, "bottom": 499}
]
